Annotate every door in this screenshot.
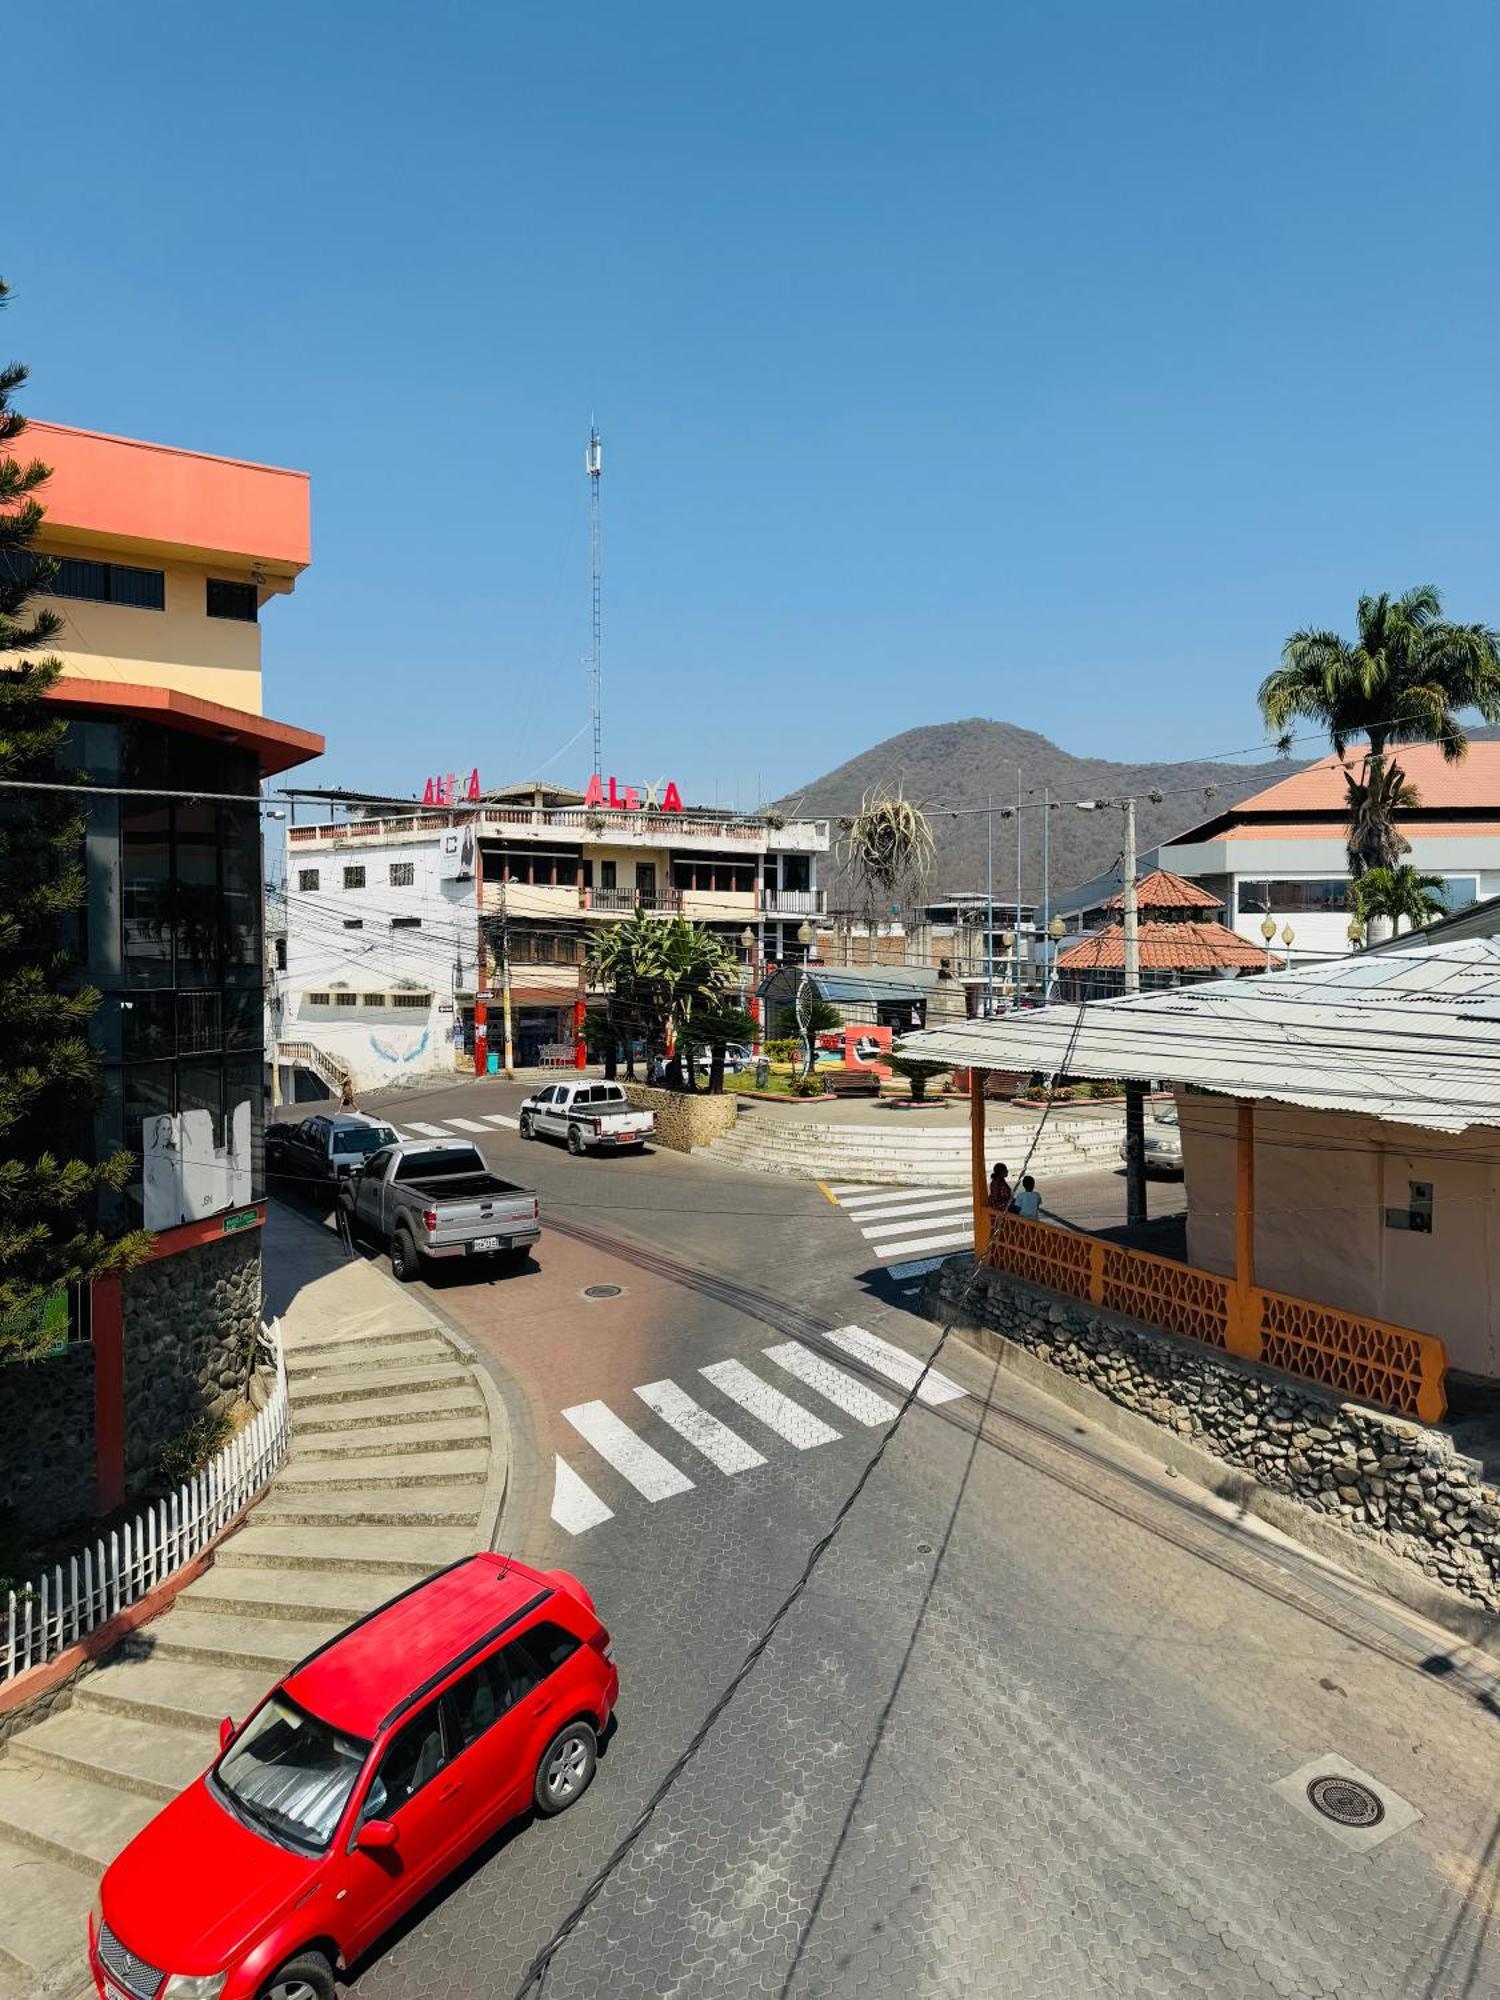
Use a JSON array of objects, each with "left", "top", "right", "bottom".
[
  {"left": 535, "top": 1086, "right": 564, "bottom": 1138},
  {"left": 353, "top": 1149, "right": 393, "bottom": 1232},
  {"left": 340, "top": 1700, "right": 461, "bottom": 1959},
  {"left": 497, "top": 1621, "right": 589, "bottom": 1802},
  {"left": 635, "top": 862, "right": 656, "bottom": 910},
  {"left": 439, "top": 1648, "right": 535, "bottom": 1857}
]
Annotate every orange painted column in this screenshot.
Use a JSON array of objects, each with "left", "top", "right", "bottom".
[
  {"left": 92, "top": 1275, "right": 126, "bottom": 1514},
  {"left": 1226, "top": 1099, "right": 1260, "bottom": 1358},
  {"left": 970, "top": 1069, "right": 990, "bottom": 1257}
]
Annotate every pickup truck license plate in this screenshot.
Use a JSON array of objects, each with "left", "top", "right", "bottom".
[{"left": 472, "top": 1236, "right": 501, "bottom": 1253}]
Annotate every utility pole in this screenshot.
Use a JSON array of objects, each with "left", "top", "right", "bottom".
[
  {"left": 1122, "top": 794, "right": 1140, "bottom": 995},
  {"left": 500, "top": 875, "right": 515, "bottom": 1081},
  {"left": 1041, "top": 785, "right": 1052, "bottom": 1000},
  {"left": 984, "top": 791, "right": 995, "bottom": 1017},
  {"left": 587, "top": 425, "right": 603, "bottom": 782},
  {"left": 1014, "top": 767, "right": 1023, "bottom": 1003}
]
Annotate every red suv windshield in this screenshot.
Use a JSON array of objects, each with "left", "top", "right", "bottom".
[{"left": 214, "top": 1694, "right": 369, "bottom": 1854}]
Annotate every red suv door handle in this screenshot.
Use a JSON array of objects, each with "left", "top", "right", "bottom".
[
  {"left": 531, "top": 1698, "right": 553, "bottom": 1718},
  {"left": 439, "top": 1780, "right": 464, "bottom": 1801}
]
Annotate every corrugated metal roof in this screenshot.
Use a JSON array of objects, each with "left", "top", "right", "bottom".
[
  {"left": 811, "top": 971, "right": 934, "bottom": 1006},
  {"left": 896, "top": 938, "right": 1500, "bottom": 1133}
]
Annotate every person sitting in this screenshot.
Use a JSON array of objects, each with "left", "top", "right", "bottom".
[
  {"left": 988, "top": 1162, "right": 1013, "bottom": 1210},
  {"left": 1013, "top": 1173, "right": 1042, "bottom": 1219}
]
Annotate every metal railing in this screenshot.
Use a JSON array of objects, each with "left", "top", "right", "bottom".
[
  {"left": 583, "top": 887, "right": 684, "bottom": 915},
  {"left": 3, "top": 1321, "right": 290, "bottom": 1684},
  {"left": 982, "top": 1211, "right": 1446, "bottom": 1422},
  {"left": 762, "top": 888, "right": 826, "bottom": 915},
  {"left": 274, "top": 1039, "right": 352, "bottom": 1096},
  {"left": 288, "top": 809, "right": 831, "bottom": 849}
]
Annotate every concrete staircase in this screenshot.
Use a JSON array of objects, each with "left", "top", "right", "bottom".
[
  {"left": 698, "top": 1112, "right": 1125, "bottom": 1187},
  {"left": 0, "top": 1229, "right": 504, "bottom": 2000}
]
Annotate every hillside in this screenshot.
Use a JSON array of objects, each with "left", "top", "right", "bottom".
[{"left": 775, "top": 719, "right": 1301, "bottom": 905}]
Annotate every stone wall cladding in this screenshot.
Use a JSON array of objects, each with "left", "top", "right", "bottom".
[
  {"left": 926, "top": 1255, "right": 1500, "bottom": 1614},
  {"left": 622, "top": 1082, "right": 740, "bottom": 1154},
  {"left": 0, "top": 1345, "right": 96, "bottom": 1534},
  {"left": 121, "top": 1235, "right": 263, "bottom": 1493}
]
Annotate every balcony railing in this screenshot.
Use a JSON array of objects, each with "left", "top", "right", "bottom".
[
  {"left": 583, "top": 887, "right": 683, "bottom": 915},
  {"left": 982, "top": 1210, "right": 1446, "bottom": 1423},
  {"left": 287, "top": 809, "right": 830, "bottom": 851},
  {"left": 762, "top": 887, "right": 826, "bottom": 915}
]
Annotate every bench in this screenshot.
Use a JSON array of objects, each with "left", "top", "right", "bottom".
[{"left": 823, "top": 1070, "right": 882, "bottom": 1098}]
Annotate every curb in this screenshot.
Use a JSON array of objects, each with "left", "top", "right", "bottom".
[{"left": 943, "top": 1306, "right": 1500, "bottom": 1661}]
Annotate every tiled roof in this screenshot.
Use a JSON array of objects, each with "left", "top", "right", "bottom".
[
  {"left": 1102, "top": 867, "right": 1222, "bottom": 913},
  {"left": 1218, "top": 818, "right": 1500, "bottom": 842},
  {"left": 1238, "top": 741, "right": 1500, "bottom": 815},
  {"left": 1056, "top": 920, "right": 1282, "bottom": 972}
]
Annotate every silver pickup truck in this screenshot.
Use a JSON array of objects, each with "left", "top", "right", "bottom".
[{"left": 340, "top": 1139, "right": 540, "bottom": 1281}]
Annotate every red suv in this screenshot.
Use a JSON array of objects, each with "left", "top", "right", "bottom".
[{"left": 87, "top": 1554, "right": 617, "bottom": 2000}]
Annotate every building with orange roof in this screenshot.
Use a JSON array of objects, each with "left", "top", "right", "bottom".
[
  {"left": 1159, "top": 742, "right": 1500, "bottom": 959},
  {"left": 1055, "top": 868, "right": 1282, "bottom": 1000},
  {"left": 0, "top": 417, "right": 322, "bottom": 1531}
]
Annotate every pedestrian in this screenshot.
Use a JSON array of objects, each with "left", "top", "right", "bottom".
[
  {"left": 1013, "top": 1173, "right": 1042, "bottom": 1219},
  {"left": 989, "top": 1161, "right": 1013, "bottom": 1211}
]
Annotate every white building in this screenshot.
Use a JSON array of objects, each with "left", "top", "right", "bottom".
[
  {"left": 277, "top": 781, "right": 830, "bottom": 1091},
  {"left": 1159, "top": 741, "right": 1500, "bottom": 960}
]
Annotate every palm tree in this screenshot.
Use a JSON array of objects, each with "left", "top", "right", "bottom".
[
  {"left": 586, "top": 912, "right": 665, "bottom": 1081},
  {"left": 653, "top": 918, "right": 737, "bottom": 1092},
  {"left": 1350, "top": 865, "right": 1449, "bottom": 939},
  {"left": 1259, "top": 586, "right": 1500, "bottom": 877}
]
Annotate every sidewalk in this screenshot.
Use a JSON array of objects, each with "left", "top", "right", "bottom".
[{"left": 0, "top": 1204, "right": 509, "bottom": 2000}]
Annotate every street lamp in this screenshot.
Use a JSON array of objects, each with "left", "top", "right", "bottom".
[
  {"left": 1347, "top": 916, "right": 1364, "bottom": 949},
  {"left": 1260, "top": 913, "right": 1276, "bottom": 973},
  {"left": 1281, "top": 923, "right": 1295, "bottom": 949},
  {"left": 796, "top": 918, "right": 813, "bottom": 960}
]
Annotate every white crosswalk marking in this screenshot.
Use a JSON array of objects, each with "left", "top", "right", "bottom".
[
  {"left": 550, "top": 1454, "right": 614, "bottom": 1535},
  {"left": 762, "top": 1342, "right": 897, "bottom": 1426},
  {"left": 484, "top": 1113, "right": 520, "bottom": 1128},
  {"left": 839, "top": 1192, "right": 971, "bottom": 1222},
  {"left": 822, "top": 1323, "right": 968, "bottom": 1405},
  {"left": 861, "top": 1209, "right": 975, "bottom": 1241},
  {"left": 837, "top": 1187, "right": 965, "bottom": 1211},
  {"left": 562, "top": 1400, "right": 695, "bottom": 1501},
  {"left": 405, "top": 1122, "right": 451, "bottom": 1138},
  {"left": 826, "top": 1183, "right": 883, "bottom": 1196},
  {"left": 699, "top": 1360, "right": 840, "bottom": 1448},
  {"left": 869, "top": 1228, "right": 974, "bottom": 1259},
  {"left": 634, "top": 1380, "right": 766, "bottom": 1473},
  {"left": 445, "top": 1117, "right": 489, "bottom": 1132}
]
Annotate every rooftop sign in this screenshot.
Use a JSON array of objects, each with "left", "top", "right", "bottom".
[{"left": 583, "top": 775, "right": 683, "bottom": 813}]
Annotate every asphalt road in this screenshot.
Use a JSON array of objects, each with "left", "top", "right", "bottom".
[{"left": 273, "top": 1075, "right": 1500, "bottom": 2000}]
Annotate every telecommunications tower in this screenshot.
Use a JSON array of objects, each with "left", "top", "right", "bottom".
[{"left": 586, "top": 424, "right": 603, "bottom": 781}]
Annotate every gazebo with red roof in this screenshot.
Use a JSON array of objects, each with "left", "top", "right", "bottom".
[{"left": 1056, "top": 868, "right": 1282, "bottom": 999}]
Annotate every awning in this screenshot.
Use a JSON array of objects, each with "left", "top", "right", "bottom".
[{"left": 895, "top": 938, "right": 1500, "bottom": 1134}]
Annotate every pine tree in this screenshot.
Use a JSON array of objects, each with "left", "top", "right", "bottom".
[{"left": 0, "top": 279, "right": 149, "bottom": 1358}]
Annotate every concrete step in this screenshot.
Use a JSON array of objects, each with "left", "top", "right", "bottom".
[
  {"left": 0, "top": 1763, "right": 154, "bottom": 1877},
  {"left": 180, "top": 1562, "right": 423, "bottom": 1624},
  {"left": 286, "top": 1335, "right": 455, "bottom": 1380},
  {"left": 295, "top": 1384, "right": 485, "bottom": 1434},
  {"left": 288, "top": 1323, "right": 435, "bottom": 1362},
  {"left": 293, "top": 1360, "right": 475, "bottom": 1409},
  {"left": 292, "top": 1415, "right": 490, "bottom": 1460},
  {"left": 211, "top": 1520, "right": 468, "bottom": 1575},
  {"left": 8, "top": 1709, "right": 210, "bottom": 1806},
  {"left": 256, "top": 1485, "right": 483, "bottom": 1529},
  {"left": 279, "top": 1447, "right": 489, "bottom": 1492},
  {"left": 74, "top": 1652, "right": 274, "bottom": 1734},
  {"left": 0, "top": 1834, "right": 97, "bottom": 1988},
  {"left": 149, "top": 1604, "right": 339, "bottom": 1675}
]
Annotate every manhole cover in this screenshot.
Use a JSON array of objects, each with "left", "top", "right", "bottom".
[
  {"left": 582, "top": 1284, "right": 623, "bottom": 1300},
  {"left": 1307, "top": 1775, "right": 1384, "bottom": 1828}
]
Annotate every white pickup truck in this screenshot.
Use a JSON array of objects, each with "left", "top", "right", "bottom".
[{"left": 518, "top": 1080, "right": 655, "bottom": 1155}]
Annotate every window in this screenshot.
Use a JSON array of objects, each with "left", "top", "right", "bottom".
[
  {"left": 446, "top": 1652, "right": 513, "bottom": 1753},
  {"left": 343, "top": 865, "right": 366, "bottom": 891},
  {"left": 217, "top": 1694, "right": 369, "bottom": 1855},
  {"left": 359, "top": 1703, "right": 447, "bottom": 1828},
  {"left": 335, "top": 992, "right": 358, "bottom": 1008},
  {"left": 600, "top": 861, "right": 616, "bottom": 890},
  {"left": 298, "top": 868, "right": 320, "bottom": 893},
  {"left": 206, "top": 578, "right": 258, "bottom": 622},
  {"left": 343, "top": 918, "right": 364, "bottom": 930},
  {"left": 1237, "top": 879, "right": 1351, "bottom": 915},
  {"left": 516, "top": 1621, "right": 582, "bottom": 1677},
  {"left": 389, "top": 861, "right": 415, "bottom": 888},
  {"left": 8, "top": 552, "right": 167, "bottom": 610},
  {"left": 361, "top": 993, "right": 386, "bottom": 1007},
  {"left": 1436, "top": 875, "right": 1479, "bottom": 912},
  {"left": 391, "top": 916, "right": 421, "bottom": 930},
  {"left": 307, "top": 992, "right": 331, "bottom": 1007},
  {"left": 391, "top": 992, "right": 430, "bottom": 1009}
]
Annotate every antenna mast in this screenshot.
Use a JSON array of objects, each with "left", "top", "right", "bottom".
[{"left": 586, "top": 424, "right": 603, "bottom": 780}]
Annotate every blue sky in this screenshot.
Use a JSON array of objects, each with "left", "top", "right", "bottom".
[{"left": 8, "top": 2, "right": 1498, "bottom": 806}]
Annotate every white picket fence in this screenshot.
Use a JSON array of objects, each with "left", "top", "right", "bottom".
[{"left": 2, "top": 1318, "right": 290, "bottom": 1685}]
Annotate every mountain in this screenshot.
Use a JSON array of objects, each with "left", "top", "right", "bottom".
[{"left": 774, "top": 719, "right": 1303, "bottom": 907}]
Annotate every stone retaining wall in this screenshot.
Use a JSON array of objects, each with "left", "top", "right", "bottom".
[
  {"left": 123, "top": 1235, "right": 262, "bottom": 1491},
  {"left": 925, "top": 1255, "right": 1500, "bottom": 1614},
  {"left": 623, "top": 1082, "right": 740, "bottom": 1154},
  {"left": 0, "top": 1343, "right": 96, "bottom": 1533}
]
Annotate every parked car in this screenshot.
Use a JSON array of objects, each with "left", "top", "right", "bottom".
[
  {"left": 518, "top": 1080, "right": 655, "bottom": 1155},
  {"left": 1121, "top": 1102, "right": 1184, "bottom": 1175},
  {"left": 264, "top": 1113, "right": 399, "bottom": 1186},
  {"left": 87, "top": 1553, "right": 617, "bottom": 2000},
  {"left": 340, "top": 1140, "right": 540, "bottom": 1280}
]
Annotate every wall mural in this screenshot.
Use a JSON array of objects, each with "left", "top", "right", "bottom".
[
  {"left": 142, "top": 1104, "right": 253, "bottom": 1231},
  {"left": 368, "top": 1028, "right": 432, "bottom": 1066}
]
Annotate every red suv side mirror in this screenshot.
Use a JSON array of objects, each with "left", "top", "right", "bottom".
[
  {"left": 218, "top": 1717, "right": 235, "bottom": 1751},
  {"left": 356, "top": 1819, "right": 400, "bottom": 1854}
]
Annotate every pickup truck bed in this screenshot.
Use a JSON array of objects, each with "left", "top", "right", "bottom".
[{"left": 343, "top": 1140, "right": 541, "bottom": 1281}]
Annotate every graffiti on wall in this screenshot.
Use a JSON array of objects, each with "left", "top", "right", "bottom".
[{"left": 143, "top": 1105, "right": 253, "bottom": 1231}]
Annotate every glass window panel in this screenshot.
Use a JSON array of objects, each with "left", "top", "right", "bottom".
[
  {"left": 179, "top": 1059, "right": 225, "bottom": 1145},
  {"left": 174, "top": 803, "right": 221, "bottom": 986},
  {"left": 177, "top": 990, "right": 223, "bottom": 1056},
  {"left": 226, "top": 1054, "right": 264, "bottom": 1200},
  {"left": 221, "top": 804, "right": 261, "bottom": 973},
  {"left": 120, "top": 806, "right": 173, "bottom": 988},
  {"left": 123, "top": 989, "right": 176, "bottom": 1060},
  {"left": 224, "top": 986, "right": 263, "bottom": 1050}
]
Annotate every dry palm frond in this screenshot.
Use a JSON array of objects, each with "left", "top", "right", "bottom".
[{"left": 838, "top": 790, "right": 936, "bottom": 896}]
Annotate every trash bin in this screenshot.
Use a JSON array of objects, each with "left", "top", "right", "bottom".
[{"left": 487, "top": 1051, "right": 499, "bottom": 1075}]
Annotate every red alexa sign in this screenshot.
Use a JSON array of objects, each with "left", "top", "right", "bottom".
[
  {"left": 422, "top": 769, "right": 481, "bottom": 806},
  {"left": 583, "top": 774, "right": 683, "bottom": 813}
]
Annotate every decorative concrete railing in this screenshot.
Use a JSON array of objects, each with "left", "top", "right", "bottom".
[
  {"left": 983, "top": 1212, "right": 1446, "bottom": 1423},
  {"left": 274, "top": 1039, "right": 352, "bottom": 1096},
  {"left": 2, "top": 1321, "right": 290, "bottom": 1684}
]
